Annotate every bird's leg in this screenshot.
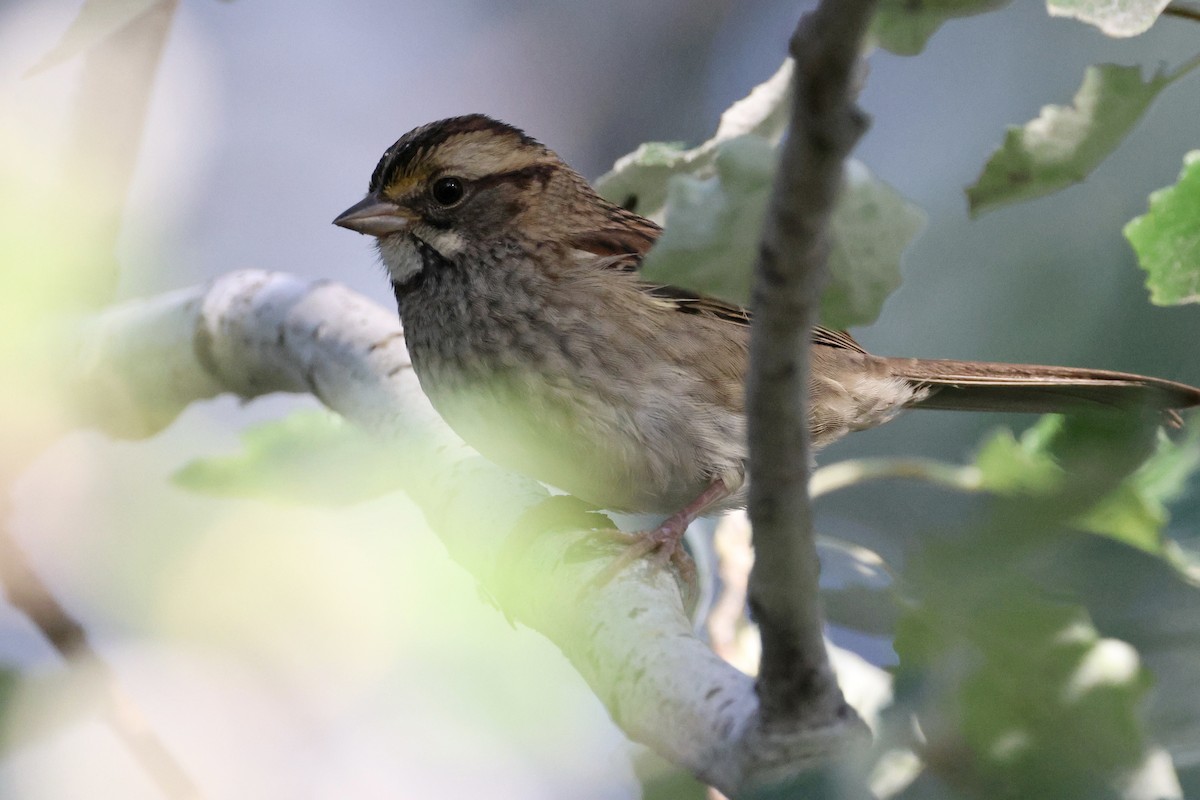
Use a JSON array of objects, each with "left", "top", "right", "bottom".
[{"left": 584, "top": 477, "right": 733, "bottom": 605}]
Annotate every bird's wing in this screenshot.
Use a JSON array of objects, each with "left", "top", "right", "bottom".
[{"left": 567, "top": 217, "right": 865, "bottom": 353}]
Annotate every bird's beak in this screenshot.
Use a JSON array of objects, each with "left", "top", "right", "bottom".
[{"left": 332, "top": 193, "right": 411, "bottom": 237}]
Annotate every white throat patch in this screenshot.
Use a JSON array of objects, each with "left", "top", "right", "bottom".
[{"left": 376, "top": 235, "right": 424, "bottom": 285}]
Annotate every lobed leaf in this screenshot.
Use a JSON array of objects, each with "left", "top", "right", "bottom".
[
  {"left": 597, "top": 60, "right": 924, "bottom": 327},
  {"left": 871, "top": 0, "right": 1013, "bottom": 56},
  {"left": 635, "top": 135, "right": 775, "bottom": 308},
  {"left": 967, "top": 64, "right": 1172, "bottom": 216},
  {"left": 594, "top": 60, "right": 792, "bottom": 219},
  {"left": 637, "top": 139, "right": 922, "bottom": 327},
  {"left": 1046, "top": 0, "right": 1171, "bottom": 37},
  {"left": 1124, "top": 150, "right": 1200, "bottom": 306},
  {"left": 825, "top": 161, "right": 927, "bottom": 328}
]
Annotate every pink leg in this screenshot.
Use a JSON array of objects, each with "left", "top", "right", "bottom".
[{"left": 584, "top": 478, "right": 733, "bottom": 605}]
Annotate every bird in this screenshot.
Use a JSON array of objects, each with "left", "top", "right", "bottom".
[{"left": 334, "top": 113, "right": 1200, "bottom": 579}]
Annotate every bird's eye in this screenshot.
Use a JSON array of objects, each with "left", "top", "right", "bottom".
[{"left": 431, "top": 176, "right": 465, "bottom": 206}]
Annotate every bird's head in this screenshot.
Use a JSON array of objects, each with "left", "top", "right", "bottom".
[{"left": 333, "top": 114, "right": 601, "bottom": 287}]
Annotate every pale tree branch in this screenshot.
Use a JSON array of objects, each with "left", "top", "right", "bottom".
[
  {"left": 68, "top": 270, "right": 870, "bottom": 795},
  {"left": 744, "top": 0, "right": 878, "bottom": 748}
]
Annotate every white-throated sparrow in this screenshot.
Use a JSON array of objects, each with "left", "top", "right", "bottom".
[{"left": 334, "top": 114, "right": 1200, "bottom": 570}]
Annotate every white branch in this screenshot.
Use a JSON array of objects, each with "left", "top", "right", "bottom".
[{"left": 69, "top": 270, "right": 854, "bottom": 795}]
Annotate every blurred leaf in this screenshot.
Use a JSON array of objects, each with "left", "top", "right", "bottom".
[
  {"left": 1046, "top": 0, "right": 1171, "bottom": 37},
  {"left": 638, "top": 138, "right": 922, "bottom": 327},
  {"left": 967, "top": 64, "right": 1173, "bottom": 216},
  {"left": 1074, "top": 419, "right": 1200, "bottom": 551},
  {"left": 0, "top": 667, "right": 102, "bottom": 753},
  {"left": 1, "top": 105, "right": 124, "bottom": 479},
  {"left": 28, "top": 0, "right": 165, "bottom": 75},
  {"left": 884, "top": 410, "right": 1197, "bottom": 797},
  {"left": 871, "top": 0, "right": 1013, "bottom": 56},
  {"left": 1124, "top": 150, "right": 1200, "bottom": 306},
  {"left": 173, "top": 409, "right": 406, "bottom": 505},
  {"left": 637, "top": 750, "right": 709, "bottom": 800},
  {"left": 598, "top": 58, "right": 923, "bottom": 326},
  {"left": 1018, "top": 530, "right": 1200, "bottom": 764},
  {"left": 895, "top": 547, "right": 1155, "bottom": 797},
  {"left": 975, "top": 417, "right": 1063, "bottom": 494},
  {"left": 975, "top": 415, "right": 1199, "bottom": 554},
  {"left": 1129, "top": 417, "right": 1200, "bottom": 506},
  {"left": 0, "top": 667, "right": 14, "bottom": 722},
  {"left": 1075, "top": 484, "right": 1165, "bottom": 552}
]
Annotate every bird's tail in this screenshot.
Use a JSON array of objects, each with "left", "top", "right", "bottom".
[{"left": 885, "top": 357, "right": 1200, "bottom": 423}]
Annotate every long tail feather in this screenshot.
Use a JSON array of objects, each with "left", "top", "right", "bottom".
[{"left": 886, "top": 358, "right": 1200, "bottom": 417}]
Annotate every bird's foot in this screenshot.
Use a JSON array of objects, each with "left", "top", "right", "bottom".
[
  {"left": 578, "top": 477, "right": 733, "bottom": 609},
  {"left": 582, "top": 516, "right": 698, "bottom": 608},
  {"left": 578, "top": 474, "right": 734, "bottom": 606}
]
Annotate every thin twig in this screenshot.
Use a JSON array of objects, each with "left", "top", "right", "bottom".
[
  {"left": 1164, "top": 2, "right": 1200, "bottom": 24},
  {"left": 810, "top": 458, "right": 984, "bottom": 499},
  {"left": 0, "top": 501, "right": 203, "bottom": 800},
  {"left": 745, "top": 0, "right": 880, "bottom": 732}
]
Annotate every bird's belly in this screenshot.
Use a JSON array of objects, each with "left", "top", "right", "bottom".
[{"left": 413, "top": 359, "right": 742, "bottom": 516}]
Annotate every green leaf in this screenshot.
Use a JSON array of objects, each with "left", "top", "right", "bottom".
[
  {"left": 1129, "top": 417, "right": 1200, "bottom": 506},
  {"left": 0, "top": 667, "right": 101, "bottom": 753},
  {"left": 1075, "top": 483, "right": 1165, "bottom": 552},
  {"left": 825, "top": 161, "right": 927, "bottom": 328},
  {"left": 967, "top": 64, "right": 1172, "bottom": 216},
  {"left": 636, "top": 135, "right": 775, "bottom": 308},
  {"left": 894, "top": 575, "right": 1154, "bottom": 796},
  {"left": 173, "top": 409, "right": 406, "bottom": 506},
  {"left": 975, "top": 415, "right": 1200, "bottom": 553},
  {"left": 28, "top": 0, "right": 165, "bottom": 75},
  {"left": 597, "top": 59, "right": 924, "bottom": 326},
  {"left": 1080, "top": 419, "right": 1200, "bottom": 551},
  {"left": 1124, "top": 151, "right": 1200, "bottom": 306},
  {"left": 637, "top": 137, "right": 923, "bottom": 327},
  {"left": 594, "top": 60, "right": 792, "bottom": 219},
  {"left": 871, "top": 0, "right": 1013, "bottom": 56},
  {"left": 975, "top": 416, "right": 1064, "bottom": 494},
  {"left": 885, "top": 412, "right": 1200, "bottom": 795},
  {"left": 0, "top": 668, "right": 15, "bottom": 722},
  {"left": 1046, "top": 0, "right": 1171, "bottom": 37}
]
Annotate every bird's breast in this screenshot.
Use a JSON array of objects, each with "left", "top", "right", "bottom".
[{"left": 392, "top": 261, "right": 745, "bottom": 514}]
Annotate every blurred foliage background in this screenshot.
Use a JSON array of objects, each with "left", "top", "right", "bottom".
[{"left": 1, "top": 1, "right": 1199, "bottom": 798}]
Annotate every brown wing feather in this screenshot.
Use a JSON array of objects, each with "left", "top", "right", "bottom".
[
  {"left": 638, "top": 284, "right": 865, "bottom": 356},
  {"left": 567, "top": 211, "right": 864, "bottom": 352},
  {"left": 564, "top": 206, "right": 662, "bottom": 266}
]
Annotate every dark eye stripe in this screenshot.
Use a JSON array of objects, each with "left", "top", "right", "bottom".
[{"left": 470, "top": 163, "right": 556, "bottom": 191}]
